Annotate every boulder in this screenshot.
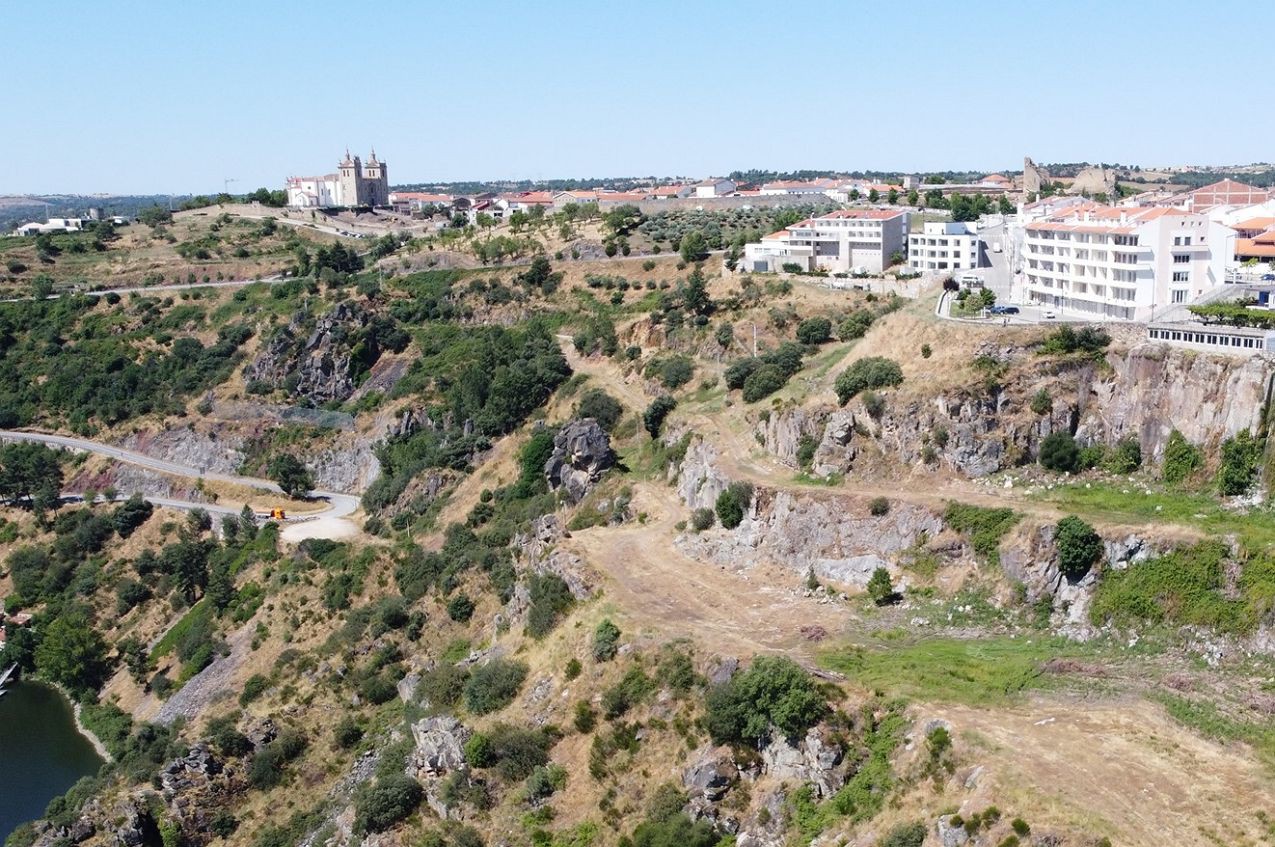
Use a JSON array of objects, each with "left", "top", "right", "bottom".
[
  {"left": 683, "top": 747, "right": 739, "bottom": 802},
  {"left": 760, "top": 727, "right": 847, "bottom": 798},
  {"left": 409, "top": 716, "right": 471, "bottom": 777},
  {"left": 544, "top": 419, "right": 615, "bottom": 503},
  {"left": 936, "top": 815, "right": 969, "bottom": 847}
]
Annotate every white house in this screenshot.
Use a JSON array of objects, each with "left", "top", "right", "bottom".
[
  {"left": 1022, "top": 202, "right": 1229, "bottom": 320},
  {"left": 693, "top": 178, "right": 737, "bottom": 198},
  {"left": 15, "top": 217, "right": 87, "bottom": 236},
  {"left": 743, "top": 209, "right": 910, "bottom": 274},
  {"left": 908, "top": 221, "right": 981, "bottom": 272}
]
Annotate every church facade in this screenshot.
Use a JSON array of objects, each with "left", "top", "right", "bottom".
[{"left": 286, "top": 149, "right": 389, "bottom": 208}]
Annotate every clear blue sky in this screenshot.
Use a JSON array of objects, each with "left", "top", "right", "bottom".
[{"left": 3, "top": 0, "right": 1272, "bottom": 195}]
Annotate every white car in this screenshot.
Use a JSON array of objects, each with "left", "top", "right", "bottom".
[{"left": 1043, "top": 309, "right": 1057, "bottom": 320}]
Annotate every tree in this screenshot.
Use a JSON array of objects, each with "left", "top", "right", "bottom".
[
  {"left": 681, "top": 266, "right": 712, "bottom": 315},
  {"left": 907, "top": 189, "right": 919, "bottom": 206},
  {"left": 32, "top": 275, "right": 55, "bottom": 299},
  {"left": 796, "top": 317, "right": 832, "bottom": 345},
  {"left": 1055, "top": 515, "right": 1102, "bottom": 580},
  {"left": 887, "top": 188, "right": 899, "bottom": 205},
  {"left": 576, "top": 389, "right": 623, "bottom": 432},
  {"left": 593, "top": 618, "right": 621, "bottom": 661},
  {"left": 868, "top": 189, "right": 880, "bottom": 203},
  {"left": 998, "top": 195, "right": 1014, "bottom": 215},
  {"left": 355, "top": 775, "right": 424, "bottom": 834},
  {"left": 136, "top": 206, "right": 173, "bottom": 227},
  {"left": 206, "top": 559, "right": 235, "bottom": 612},
  {"left": 679, "top": 231, "right": 708, "bottom": 263},
  {"left": 602, "top": 204, "right": 644, "bottom": 236},
  {"left": 867, "top": 567, "right": 897, "bottom": 605},
  {"left": 715, "top": 488, "right": 745, "bottom": 529},
  {"left": 35, "top": 610, "right": 112, "bottom": 694},
  {"left": 834, "top": 356, "right": 903, "bottom": 405},
  {"left": 643, "top": 396, "right": 677, "bottom": 439},
  {"left": 1038, "top": 431, "right": 1079, "bottom": 473},
  {"left": 849, "top": 188, "right": 861, "bottom": 201},
  {"left": 0, "top": 442, "right": 64, "bottom": 508},
  {"left": 268, "top": 453, "right": 313, "bottom": 498},
  {"left": 704, "top": 655, "right": 828, "bottom": 745}
]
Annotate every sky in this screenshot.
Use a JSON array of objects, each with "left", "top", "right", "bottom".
[{"left": 2, "top": 0, "right": 1273, "bottom": 195}]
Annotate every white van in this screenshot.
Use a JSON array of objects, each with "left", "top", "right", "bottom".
[{"left": 958, "top": 273, "right": 983, "bottom": 288}]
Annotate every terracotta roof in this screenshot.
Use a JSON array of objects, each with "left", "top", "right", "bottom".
[
  {"left": 1231, "top": 217, "right": 1275, "bottom": 233},
  {"left": 1184, "top": 179, "right": 1271, "bottom": 210},
  {"left": 1236, "top": 238, "right": 1275, "bottom": 257},
  {"left": 762, "top": 229, "right": 790, "bottom": 239},
  {"left": 652, "top": 185, "right": 686, "bottom": 196}
]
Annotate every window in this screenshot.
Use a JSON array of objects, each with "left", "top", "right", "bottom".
[
  {"left": 1173, "top": 272, "right": 1189, "bottom": 282},
  {"left": 1173, "top": 254, "right": 1190, "bottom": 263},
  {"left": 1171, "top": 290, "right": 1187, "bottom": 303}
]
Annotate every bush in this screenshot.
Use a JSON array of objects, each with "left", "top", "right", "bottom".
[
  {"left": 867, "top": 567, "right": 897, "bottom": 605},
  {"left": 704, "top": 655, "right": 828, "bottom": 745},
  {"left": 1029, "top": 388, "right": 1051, "bottom": 415},
  {"left": 860, "top": 390, "right": 885, "bottom": 419},
  {"left": 1104, "top": 436, "right": 1142, "bottom": 473},
  {"left": 690, "top": 507, "right": 715, "bottom": 531},
  {"left": 652, "top": 356, "right": 694, "bottom": 390},
  {"left": 463, "top": 658, "right": 528, "bottom": 714},
  {"left": 1162, "top": 429, "right": 1202, "bottom": 484},
  {"left": 334, "top": 717, "right": 364, "bottom": 749},
  {"left": 419, "top": 664, "right": 470, "bottom": 709},
  {"left": 576, "top": 389, "right": 623, "bottom": 432},
  {"left": 526, "top": 573, "right": 574, "bottom": 638},
  {"left": 447, "top": 593, "right": 476, "bottom": 623},
  {"left": 239, "top": 674, "right": 271, "bottom": 706},
  {"left": 796, "top": 435, "right": 819, "bottom": 470},
  {"left": 1055, "top": 516, "right": 1102, "bottom": 580},
  {"left": 593, "top": 618, "right": 621, "bottom": 661},
  {"left": 920, "top": 343, "right": 932, "bottom": 359},
  {"left": 574, "top": 701, "right": 597, "bottom": 733},
  {"left": 471, "top": 724, "right": 553, "bottom": 780},
  {"left": 248, "top": 729, "right": 306, "bottom": 789},
  {"left": 1038, "top": 325, "right": 1110, "bottom": 357},
  {"left": 359, "top": 674, "right": 399, "bottom": 705},
  {"left": 839, "top": 310, "right": 874, "bottom": 340},
  {"left": 1038, "top": 431, "right": 1079, "bottom": 472},
  {"left": 643, "top": 396, "right": 677, "bottom": 439},
  {"left": 741, "top": 364, "right": 787, "bottom": 403},
  {"left": 355, "top": 774, "right": 423, "bottom": 833},
  {"left": 868, "top": 497, "right": 890, "bottom": 516},
  {"left": 1011, "top": 818, "right": 1031, "bottom": 836},
  {"left": 835, "top": 357, "right": 902, "bottom": 405},
  {"left": 944, "top": 502, "right": 1019, "bottom": 564},
  {"left": 879, "top": 821, "right": 927, "bottom": 847},
  {"left": 715, "top": 490, "right": 744, "bottom": 529},
  {"left": 602, "top": 666, "right": 655, "bottom": 719},
  {"left": 796, "top": 317, "right": 833, "bottom": 345},
  {"left": 1217, "top": 430, "right": 1261, "bottom": 496}
]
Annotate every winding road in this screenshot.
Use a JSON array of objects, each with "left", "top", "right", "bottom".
[{"left": 0, "top": 430, "right": 360, "bottom": 536}]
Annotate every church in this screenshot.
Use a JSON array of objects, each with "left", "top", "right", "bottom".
[{"left": 285, "top": 149, "right": 389, "bottom": 208}]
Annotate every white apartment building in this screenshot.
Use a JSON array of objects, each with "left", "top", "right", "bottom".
[
  {"left": 1022, "top": 203, "right": 1224, "bottom": 321},
  {"left": 743, "top": 209, "right": 909, "bottom": 274},
  {"left": 908, "top": 221, "right": 981, "bottom": 271}
]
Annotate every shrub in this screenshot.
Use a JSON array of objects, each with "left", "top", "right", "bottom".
[
  {"left": 334, "top": 717, "right": 364, "bottom": 749},
  {"left": 1038, "top": 325, "right": 1110, "bottom": 357},
  {"left": 741, "top": 364, "right": 787, "bottom": 403},
  {"left": 463, "top": 658, "right": 528, "bottom": 714},
  {"left": 652, "top": 356, "right": 694, "bottom": 390},
  {"left": 475, "top": 724, "right": 553, "bottom": 780},
  {"left": 248, "top": 728, "right": 306, "bottom": 789},
  {"left": 526, "top": 573, "right": 574, "bottom": 638},
  {"left": 419, "top": 664, "right": 470, "bottom": 709},
  {"left": 593, "top": 618, "right": 621, "bottom": 661},
  {"left": 796, "top": 435, "right": 819, "bottom": 470},
  {"left": 724, "top": 357, "right": 761, "bottom": 390},
  {"left": 643, "top": 396, "right": 677, "bottom": 439},
  {"left": 920, "top": 343, "right": 932, "bottom": 359},
  {"left": 944, "top": 502, "right": 1019, "bottom": 564},
  {"left": 1217, "top": 430, "right": 1261, "bottom": 496},
  {"left": 860, "top": 390, "right": 886, "bottom": 419},
  {"left": 602, "top": 665, "right": 655, "bottom": 719},
  {"left": 690, "top": 507, "right": 715, "bottom": 531},
  {"left": 574, "top": 701, "right": 597, "bottom": 733},
  {"left": 1162, "top": 429, "right": 1202, "bottom": 484},
  {"left": 576, "top": 389, "right": 623, "bottom": 432},
  {"left": 1029, "top": 388, "right": 1051, "bottom": 415},
  {"left": 1055, "top": 516, "right": 1102, "bottom": 580},
  {"left": 867, "top": 567, "right": 897, "bottom": 605},
  {"left": 564, "top": 657, "right": 582, "bottom": 680},
  {"left": 715, "top": 323, "right": 734, "bottom": 348},
  {"left": 879, "top": 821, "right": 927, "bottom": 847},
  {"left": 240, "top": 674, "right": 270, "bottom": 706},
  {"left": 447, "top": 593, "right": 475, "bottom": 623},
  {"left": 1011, "top": 818, "right": 1031, "bottom": 836},
  {"left": 355, "top": 774, "right": 423, "bottom": 833},
  {"left": 868, "top": 497, "right": 890, "bottom": 516},
  {"left": 1038, "top": 431, "right": 1079, "bottom": 472},
  {"left": 796, "top": 317, "right": 833, "bottom": 345},
  {"left": 704, "top": 656, "right": 828, "bottom": 745},
  {"left": 359, "top": 674, "right": 398, "bottom": 705},
  {"left": 839, "top": 310, "right": 874, "bottom": 340},
  {"left": 715, "top": 489, "right": 745, "bottom": 529},
  {"left": 835, "top": 357, "right": 902, "bottom": 405},
  {"left": 1104, "top": 436, "right": 1142, "bottom": 473}
]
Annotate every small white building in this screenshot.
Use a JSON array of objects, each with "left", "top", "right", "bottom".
[
  {"left": 15, "top": 217, "right": 87, "bottom": 236},
  {"left": 743, "top": 209, "right": 910, "bottom": 274},
  {"left": 908, "top": 221, "right": 982, "bottom": 272},
  {"left": 693, "top": 178, "right": 737, "bottom": 198}
]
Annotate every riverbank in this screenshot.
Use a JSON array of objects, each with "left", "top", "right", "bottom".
[{"left": 71, "top": 699, "right": 113, "bottom": 763}]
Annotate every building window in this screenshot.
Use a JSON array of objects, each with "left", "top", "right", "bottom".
[
  {"left": 1171, "top": 290, "right": 1187, "bottom": 304},
  {"left": 1173, "top": 272, "right": 1189, "bottom": 282},
  {"left": 1173, "top": 254, "right": 1190, "bottom": 263}
]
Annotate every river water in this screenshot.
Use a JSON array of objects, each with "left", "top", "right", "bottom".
[{"left": 0, "top": 680, "right": 105, "bottom": 839}]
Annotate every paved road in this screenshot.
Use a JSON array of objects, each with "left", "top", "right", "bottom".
[{"left": 0, "top": 429, "right": 359, "bottom": 520}]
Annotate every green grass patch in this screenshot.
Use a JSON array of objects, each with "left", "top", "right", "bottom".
[
  {"left": 1091, "top": 541, "right": 1275, "bottom": 635},
  {"left": 820, "top": 636, "right": 1089, "bottom": 705},
  {"left": 943, "top": 502, "right": 1020, "bottom": 565},
  {"left": 149, "top": 598, "right": 211, "bottom": 662},
  {"left": 1033, "top": 479, "right": 1275, "bottom": 550},
  {"left": 1154, "top": 692, "right": 1275, "bottom": 768}
]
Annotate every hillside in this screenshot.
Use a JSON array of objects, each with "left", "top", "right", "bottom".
[{"left": 3, "top": 209, "right": 1275, "bottom": 847}]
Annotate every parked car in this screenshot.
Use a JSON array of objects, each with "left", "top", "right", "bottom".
[
  {"left": 1001, "top": 306, "right": 1020, "bottom": 315},
  {"left": 1043, "top": 309, "right": 1057, "bottom": 319},
  {"left": 1262, "top": 273, "right": 1275, "bottom": 281}
]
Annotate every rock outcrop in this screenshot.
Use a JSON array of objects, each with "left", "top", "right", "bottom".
[
  {"left": 243, "top": 301, "right": 372, "bottom": 404},
  {"left": 759, "top": 727, "right": 848, "bottom": 798},
  {"left": 544, "top": 419, "right": 614, "bottom": 503},
  {"left": 408, "top": 716, "right": 471, "bottom": 778}
]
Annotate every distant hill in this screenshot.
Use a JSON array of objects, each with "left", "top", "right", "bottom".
[{"left": 0, "top": 194, "right": 184, "bottom": 232}]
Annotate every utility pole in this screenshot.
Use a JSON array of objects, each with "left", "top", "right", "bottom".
[{"left": 223, "top": 177, "right": 238, "bottom": 198}]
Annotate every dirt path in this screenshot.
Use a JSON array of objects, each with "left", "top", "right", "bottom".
[
  {"left": 932, "top": 696, "right": 1275, "bottom": 846},
  {"left": 560, "top": 482, "right": 850, "bottom": 659}
]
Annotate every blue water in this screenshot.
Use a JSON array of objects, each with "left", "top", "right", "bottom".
[{"left": 0, "top": 680, "right": 105, "bottom": 839}]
